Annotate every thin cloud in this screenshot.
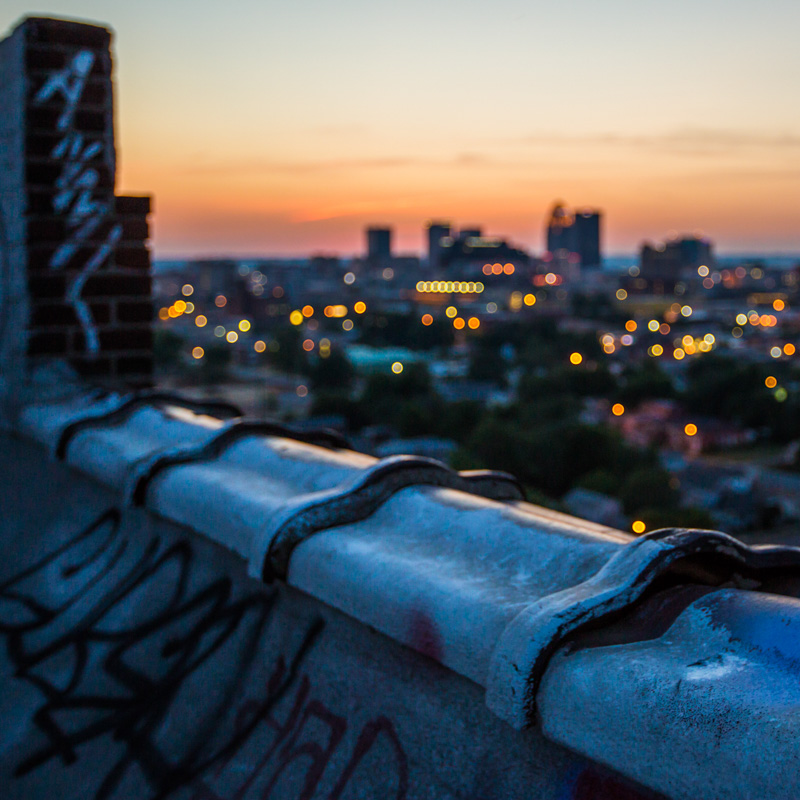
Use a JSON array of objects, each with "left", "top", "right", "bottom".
[
  {"left": 179, "top": 153, "right": 494, "bottom": 175},
  {"left": 516, "top": 128, "right": 800, "bottom": 156}
]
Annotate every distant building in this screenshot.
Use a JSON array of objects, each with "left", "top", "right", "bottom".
[
  {"left": 545, "top": 202, "right": 602, "bottom": 272},
  {"left": 366, "top": 226, "right": 392, "bottom": 265},
  {"left": 546, "top": 203, "right": 575, "bottom": 255},
  {"left": 573, "top": 210, "right": 602, "bottom": 269},
  {"left": 639, "top": 235, "right": 714, "bottom": 291},
  {"left": 426, "top": 221, "right": 452, "bottom": 270},
  {"left": 438, "top": 235, "right": 530, "bottom": 274}
]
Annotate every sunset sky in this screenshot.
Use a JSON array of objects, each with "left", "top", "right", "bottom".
[{"left": 3, "top": 1, "right": 800, "bottom": 257}]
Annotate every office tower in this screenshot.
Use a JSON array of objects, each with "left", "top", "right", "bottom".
[
  {"left": 366, "top": 226, "right": 392, "bottom": 264},
  {"left": 426, "top": 221, "right": 451, "bottom": 270},
  {"left": 574, "top": 210, "right": 602, "bottom": 269},
  {"left": 545, "top": 202, "right": 602, "bottom": 270},
  {"left": 0, "top": 17, "right": 153, "bottom": 394},
  {"left": 545, "top": 202, "right": 575, "bottom": 256}
]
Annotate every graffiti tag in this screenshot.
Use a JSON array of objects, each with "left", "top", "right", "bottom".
[{"left": 32, "top": 50, "right": 122, "bottom": 355}]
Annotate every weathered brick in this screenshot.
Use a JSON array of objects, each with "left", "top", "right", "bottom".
[
  {"left": 115, "top": 355, "right": 153, "bottom": 377},
  {"left": 119, "top": 218, "right": 149, "bottom": 242},
  {"left": 73, "top": 109, "right": 108, "bottom": 133},
  {"left": 8, "top": 16, "right": 152, "bottom": 387},
  {"left": 27, "top": 329, "right": 69, "bottom": 356},
  {"left": 116, "top": 301, "right": 153, "bottom": 324},
  {"left": 99, "top": 326, "right": 152, "bottom": 352},
  {"left": 25, "top": 19, "right": 111, "bottom": 49},
  {"left": 28, "top": 274, "right": 67, "bottom": 298},
  {"left": 115, "top": 195, "right": 151, "bottom": 216},
  {"left": 114, "top": 244, "right": 150, "bottom": 271},
  {"left": 83, "top": 273, "right": 150, "bottom": 298},
  {"left": 29, "top": 302, "right": 77, "bottom": 327},
  {"left": 27, "top": 245, "right": 109, "bottom": 270},
  {"left": 25, "top": 45, "right": 68, "bottom": 71},
  {"left": 24, "top": 159, "right": 114, "bottom": 190},
  {"left": 70, "top": 355, "right": 113, "bottom": 378}
]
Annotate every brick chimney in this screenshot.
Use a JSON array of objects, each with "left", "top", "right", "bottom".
[{"left": 0, "top": 16, "right": 153, "bottom": 416}]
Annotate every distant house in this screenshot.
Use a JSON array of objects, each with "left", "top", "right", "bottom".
[
  {"left": 563, "top": 488, "right": 628, "bottom": 530},
  {"left": 611, "top": 400, "right": 755, "bottom": 456}
]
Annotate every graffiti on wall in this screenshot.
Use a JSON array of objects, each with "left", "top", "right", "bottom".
[
  {"left": 0, "top": 508, "right": 408, "bottom": 800},
  {"left": 0, "top": 509, "right": 319, "bottom": 798},
  {"left": 32, "top": 50, "right": 122, "bottom": 355},
  {"left": 192, "top": 664, "right": 409, "bottom": 800}
]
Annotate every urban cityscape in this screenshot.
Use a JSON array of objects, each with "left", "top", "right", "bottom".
[
  {"left": 2, "top": 5, "right": 800, "bottom": 800},
  {"left": 153, "top": 209, "right": 800, "bottom": 540}
]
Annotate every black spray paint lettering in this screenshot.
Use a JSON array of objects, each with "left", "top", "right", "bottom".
[
  {"left": 0, "top": 508, "right": 323, "bottom": 800},
  {"left": 33, "top": 50, "right": 121, "bottom": 356}
]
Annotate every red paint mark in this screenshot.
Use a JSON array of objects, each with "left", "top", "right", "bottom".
[
  {"left": 329, "top": 716, "right": 408, "bottom": 800},
  {"left": 195, "top": 661, "right": 409, "bottom": 800},
  {"left": 572, "top": 766, "right": 667, "bottom": 800},
  {"left": 408, "top": 609, "right": 443, "bottom": 662}
]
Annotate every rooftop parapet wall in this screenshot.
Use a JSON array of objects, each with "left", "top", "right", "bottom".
[{"left": 10, "top": 383, "right": 800, "bottom": 799}]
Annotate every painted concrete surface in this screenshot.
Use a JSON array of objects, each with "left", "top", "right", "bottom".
[
  {"left": 8, "top": 392, "right": 800, "bottom": 798},
  {"left": 0, "top": 432, "right": 663, "bottom": 800},
  {"left": 540, "top": 588, "right": 800, "bottom": 800}
]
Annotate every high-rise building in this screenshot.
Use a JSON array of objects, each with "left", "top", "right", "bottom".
[
  {"left": 545, "top": 202, "right": 602, "bottom": 270},
  {"left": 574, "top": 210, "right": 602, "bottom": 269},
  {"left": 366, "top": 226, "right": 392, "bottom": 264},
  {"left": 545, "top": 203, "right": 575, "bottom": 256},
  {"left": 0, "top": 17, "right": 153, "bottom": 396},
  {"left": 426, "top": 221, "right": 451, "bottom": 270}
]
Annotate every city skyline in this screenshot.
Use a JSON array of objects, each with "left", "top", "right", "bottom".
[{"left": 2, "top": 0, "right": 799, "bottom": 257}]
